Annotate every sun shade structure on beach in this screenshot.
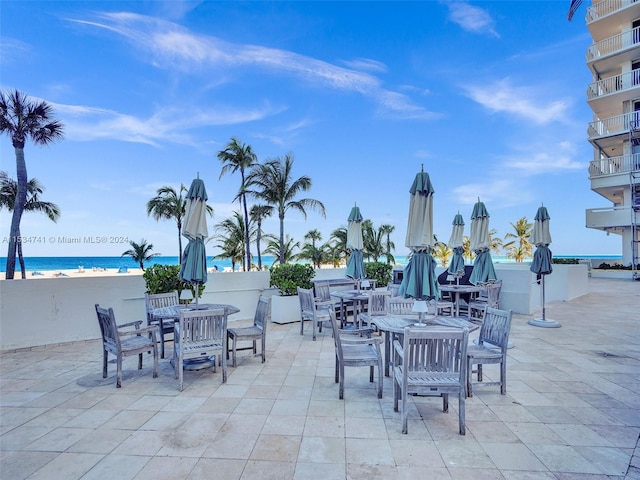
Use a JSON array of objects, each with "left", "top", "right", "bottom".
[
  {"left": 398, "top": 167, "right": 439, "bottom": 300},
  {"left": 469, "top": 198, "right": 497, "bottom": 286},
  {"left": 528, "top": 205, "right": 560, "bottom": 328},
  {"left": 180, "top": 176, "right": 209, "bottom": 307},
  {"left": 447, "top": 212, "right": 465, "bottom": 280},
  {"left": 345, "top": 204, "right": 366, "bottom": 280}
]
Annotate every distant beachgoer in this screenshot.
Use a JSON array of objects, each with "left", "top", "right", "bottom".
[{"left": 213, "top": 265, "right": 219, "bottom": 272}]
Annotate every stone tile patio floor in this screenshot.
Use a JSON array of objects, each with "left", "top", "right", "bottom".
[{"left": 1, "top": 278, "right": 639, "bottom": 480}]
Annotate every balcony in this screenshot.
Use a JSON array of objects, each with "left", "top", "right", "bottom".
[
  {"left": 587, "top": 111, "right": 638, "bottom": 145},
  {"left": 586, "top": 27, "right": 640, "bottom": 74},
  {"left": 587, "top": 0, "right": 640, "bottom": 39},
  {"left": 589, "top": 153, "right": 640, "bottom": 177},
  {"left": 586, "top": 205, "right": 638, "bottom": 228},
  {"left": 587, "top": 70, "right": 640, "bottom": 115}
]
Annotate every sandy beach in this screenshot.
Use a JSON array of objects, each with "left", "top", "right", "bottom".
[{"left": 22, "top": 267, "right": 145, "bottom": 279}]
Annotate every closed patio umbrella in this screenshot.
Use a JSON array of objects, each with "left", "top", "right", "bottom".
[
  {"left": 528, "top": 205, "right": 560, "bottom": 328},
  {"left": 180, "top": 176, "right": 209, "bottom": 308},
  {"left": 469, "top": 198, "right": 497, "bottom": 285},
  {"left": 398, "top": 167, "right": 439, "bottom": 301},
  {"left": 345, "top": 204, "right": 366, "bottom": 280},
  {"left": 447, "top": 212, "right": 465, "bottom": 281}
]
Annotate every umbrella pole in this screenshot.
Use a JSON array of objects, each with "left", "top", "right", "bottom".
[{"left": 527, "top": 274, "right": 561, "bottom": 328}]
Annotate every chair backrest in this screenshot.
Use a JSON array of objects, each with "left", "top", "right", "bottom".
[
  {"left": 328, "top": 309, "right": 345, "bottom": 363},
  {"left": 401, "top": 326, "right": 468, "bottom": 380},
  {"left": 386, "top": 297, "right": 415, "bottom": 315},
  {"left": 478, "top": 307, "right": 512, "bottom": 353},
  {"left": 314, "top": 282, "right": 333, "bottom": 302},
  {"left": 145, "top": 291, "right": 179, "bottom": 312},
  {"left": 298, "top": 287, "right": 315, "bottom": 319},
  {"left": 95, "top": 304, "right": 121, "bottom": 352},
  {"left": 177, "top": 308, "right": 227, "bottom": 351},
  {"left": 254, "top": 295, "right": 271, "bottom": 330},
  {"left": 367, "top": 291, "right": 391, "bottom": 316},
  {"left": 387, "top": 283, "right": 401, "bottom": 297},
  {"left": 357, "top": 279, "right": 376, "bottom": 291},
  {"left": 486, "top": 281, "right": 502, "bottom": 308}
]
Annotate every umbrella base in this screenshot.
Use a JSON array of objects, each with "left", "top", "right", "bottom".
[
  {"left": 528, "top": 318, "right": 561, "bottom": 328},
  {"left": 171, "top": 356, "right": 217, "bottom": 371}
]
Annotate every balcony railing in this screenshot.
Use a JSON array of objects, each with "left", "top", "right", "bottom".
[
  {"left": 586, "top": 206, "right": 638, "bottom": 228},
  {"left": 587, "top": 0, "right": 635, "bottom": 23},
  {"left": 588, "top": 111, "right": 638, "bottom": 139},
  {"left": 586, "top": 26, "right": 640, "bottom": 61},
  {"left": 589, "top": 153, "right": 640, "bottom": 176},
  {"left": 587, "top": 70, "right": 640, "bottom": 100}
]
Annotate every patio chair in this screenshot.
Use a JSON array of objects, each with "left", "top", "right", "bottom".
[
  {"left": 328, "top": 309, "right": 383, "bottom": 399},
  {"left": 298, "top": 287, "right": 332, "bottom": 340},
  {"left": 386, "top": 296, "right": 416, "bottom": 316},
  {"left": 469, "top": 280, "right": 502, "bottom": 322},
  {"left": 393, "top": 326, "right": 468, "bottom": 434},
  {"left": 227, "top": 296, "right": 270, "bottom": 367},
  {"left": 174, "top": 307, "right": 228, "bottom": 391},
  {"left": 145, "top": 291, "right": 179, "bottom": 358},
  {"left": 94, "top": 304, "right": 159, "bottom": 388},
  {"left": 358, "top": 290, "right": 391, "bottom": 329},
  {"left": 466, "top": 307, "right": 512, "bottom": 397}
]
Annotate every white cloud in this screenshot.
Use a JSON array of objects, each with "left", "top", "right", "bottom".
[
  {"left": 463, "top": 78, "right": 570, "bottom": 124},
  {"left": 446, "top": 1, "right": 499, "bottom": 38},
  {"left": 68, "top": 12, "right": 437, "bottom": 120},
  {"left": 340, "top": 57, "right": 388, "bottom": 73},
  {"left": 453, "top": 178, "right": 532, "bottom": 208}
]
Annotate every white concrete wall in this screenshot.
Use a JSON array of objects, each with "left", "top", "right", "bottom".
[{"left": 0, "top": 264, "right": 588, "bottom": 351}]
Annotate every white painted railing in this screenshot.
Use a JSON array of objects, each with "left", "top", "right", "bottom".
[
  {"left": 590, "top": 154, "right": 640, "bottom": 176},
  {"left": 587, "top": 0, "right": 631, "bottom": 22},
  {"left": 586, "top": 27, "right": 640, "bottom": 62},
  {"left": 588, "top": 111, "right": 639, "bottom": 139},
  {"left": 587, "top": 70, "right": 640, "bottom": 100},
  {"left": 586, "top": 206, "right": 638, "bottom": 228}
]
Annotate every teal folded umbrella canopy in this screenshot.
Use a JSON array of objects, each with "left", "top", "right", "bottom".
[
  {"left": 180, "top": 177, "right": 209, "bottom": 303},
  {"left": 469, "top": 198, "right": 496, "bottom": 285},
  {"left": 399, "top": 168, "right": 439, "bottom": 300},
  {"left": 346, "top": 204, "right": 365, "bottom": 280},
  {"left": 447, "top": 213, "right": 465, "bottom": 277},
  {"left": 530, "top": 205, "right": 553, "bottom": 276}
]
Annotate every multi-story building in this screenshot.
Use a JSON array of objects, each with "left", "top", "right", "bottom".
[{"left": 579, "top": 0, "right": 640, "bottom": 278}]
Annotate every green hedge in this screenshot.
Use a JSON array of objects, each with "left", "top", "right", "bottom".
[
  {"left": 142, "top": 264, "right": 205, "bottom": 298},
  {"left": 364, "top": 261, "right": 393, "bottom": 287},
  {"left": 269, "top": 263, "right": 315, "bottom": 296}
]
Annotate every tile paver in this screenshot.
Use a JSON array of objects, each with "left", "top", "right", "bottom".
[{"left": 0, "top": 277, "right": 638, "bottom": 479}]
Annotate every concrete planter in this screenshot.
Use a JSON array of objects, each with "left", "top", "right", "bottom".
[{"left": 270, "top": 294, "right": 301, "bottom": 324}]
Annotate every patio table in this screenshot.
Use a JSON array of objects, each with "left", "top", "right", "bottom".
[
  {"left": 330, "top": 290, "right": 370, "bottom": 328},
  {"left": 370, "top": 315, "right": 478, "bottom": 377},
  {"left": 439, "top": 284, "right": 483, "bottom": 317}
]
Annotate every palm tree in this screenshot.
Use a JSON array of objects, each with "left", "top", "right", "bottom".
[
  {"left": 263, "top": 235, "right": 300, "bottom": 265},
  {"left": 329, "top": 226, "right": 348, "bottom": 263},
  {"left": 121, "top": 239, "right": 158, "bottom": 270},
  {"left": 462, "top": 235, "right": 475, "bottom": 263},
  {"left": 0, "top": 172, "right": 60, "bottom": 278},
  {"left": 217, "top": 137, "right": 258, "bottom": 272},
  {"left": 431, "top": 241, "right": 452, "bottom": 268},
  {"left": 380, "top": 224, "right": 396, "bottom": 264},
  {"left": 362, "top": 220, "right": 386, "bottom": 261},
  {"left": 250, "top": 204, "right": 273, "bottom": 270},
  {"left": 489, "top": 228, "right": 504, "bottom": 256},
  {"left": 299, "top": 229, "right": 326, "bottom": 268},
  {"left": 503, "top": 217, "right": 533, "bottom": 262},
  {"left": 1, "top": 90, "right": 64, "bottom": 279},
  {"left": 146, "top": 184, "right": 187, "bottom": 264},
  {"left": 213, "top": 211, "right": 257, "bottom": 270},
  {"left": 246, "top": 154, "right": 326, "bottom": 264}
]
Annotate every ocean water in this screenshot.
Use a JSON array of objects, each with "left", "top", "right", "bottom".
[{"left": 0, "top": 254, "right": 621, "bottom": 273}]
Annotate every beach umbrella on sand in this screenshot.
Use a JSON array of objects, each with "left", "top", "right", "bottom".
[
  {"left": 469, "top": 198, "right": 497, "bottom": 285},
  {"left": 398, "top": 167, "right": 439, "bottom": 301},
  {"left": 180, "top": 175, "right": 209, "bottom": 308},
  {"left": 447, "top": 212, "right": 465, "bottom": 282},
  {"left": 528, "top": 205, "right": 560, "bottom": 328},
  {"left": 345, "top": 204, "right": 366, "bottom": 280}
]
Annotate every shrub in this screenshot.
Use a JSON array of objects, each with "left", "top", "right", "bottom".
[
  {"left": 269, "top": 263, "right": 315, "bottom": 296},
  {"left": 364, "top": 261, "right": 393, "bottom": 287},
  {"left": 143, "top": 264, "right": 205, "bottom": 298},
  {"left": 595, "top": 262, "right": 631, "bottom": 270},
  {"left": 551, "top": 258, "right": 579, "bottom": 264}
]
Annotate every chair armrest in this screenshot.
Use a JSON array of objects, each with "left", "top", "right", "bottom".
[
  {"left": 119, "top": 325, "right": 159, "bottom": 340},
  {"left": 393, "top": 340, "right": 404, "bottom": 360},
  {"left": 340, "top": 336, "right": 383, "bottom": 346},
  {"left": 118, "top": 320, "right": 144, "bottom": 329}
]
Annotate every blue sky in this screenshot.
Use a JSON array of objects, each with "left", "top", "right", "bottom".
[{"left": 0, "top": 1, "right": 621, "bottom": 259}]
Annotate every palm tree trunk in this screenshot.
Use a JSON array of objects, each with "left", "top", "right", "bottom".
[
  {"left": 256, "top": 221, "right": 263, "bottom": 270},
  {"left": 279, "top": 213, "right": 285, "bottom": 264},
  {"left": 242, "top": 192, "right": 251, "bottom": 271},
  {"left": 5, "top": 147, "right": 27, "bottom": 280},
  {"left": 177, "top": 226, "right": 183, "bottom": 265},
  {"left": 17, "top": 228, "right": 26, "bottom": 279}
]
